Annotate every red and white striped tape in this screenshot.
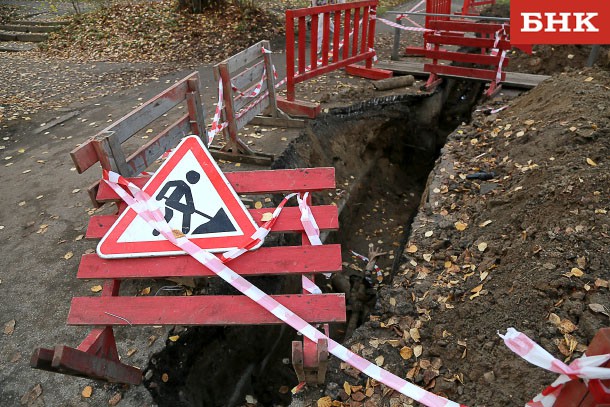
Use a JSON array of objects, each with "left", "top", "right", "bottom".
[
  {"left": 372, "top": 15, "right": 433, "bottom": 33},
  {"left": 350, "top": 250, "right": 383, "bottom": 283},
  {"left": 207, "top": 78, "right": 228, "bottom": 146},
  {"left": 232, "top": 66, "right": 267, "bottom": 99},
  {"left": 500, "top": 328, "right": 610, "bottom": 407},
  {"left": 102, "top": 169, "right": 464, "bottom": 407}
]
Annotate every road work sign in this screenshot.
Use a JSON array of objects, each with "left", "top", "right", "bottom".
[{"left": 97, "top": 136, "right": 259, "bottom": 258}]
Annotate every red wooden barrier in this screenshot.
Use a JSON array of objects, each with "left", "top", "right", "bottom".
[
  {"left": 422, "top": 20, "right": 511, "bottom": 97},
  {"left": 281, "top": 0, "right": 392, "bottom": 118},
  {"left": 31, "top": 168, "right": 346, "bottom": 385}
]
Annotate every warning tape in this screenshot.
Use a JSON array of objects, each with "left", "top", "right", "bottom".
[
  {"left": 102, "top": 169, "right": 464, "bottom": 407},
  {"left": 350, "top": 250, "right": 383, "bottom": 283},
  {"left": 207, "top": 78, "right": 228, "bottom": 146},
  {"left": 500, "top": 328, "right": 610, "bottom": 406},
  {"left": 231, "top": 66, "right": 267, "bottom": 99}
]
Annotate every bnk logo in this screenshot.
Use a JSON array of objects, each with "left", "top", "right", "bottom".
[{"left": 511, "top": 0, "right": 610, "bottom": 44}]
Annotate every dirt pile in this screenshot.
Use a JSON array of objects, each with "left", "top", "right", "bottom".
[{"left": 321, "top": 68, "right": 609, "bottom": 406}]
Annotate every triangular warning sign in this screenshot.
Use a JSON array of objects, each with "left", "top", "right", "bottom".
[{"left": 97, "top": 136, "right": 259, "bottom": 258}]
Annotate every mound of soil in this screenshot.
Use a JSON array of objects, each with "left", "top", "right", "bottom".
[{"left": 321, "top": 68, "right": 610, "bottom": 406}]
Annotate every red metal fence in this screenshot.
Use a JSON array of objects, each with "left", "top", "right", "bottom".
[
  {"left": 425, "top": 0, "right": 452, "bottom": 26},
  {"left": 282, "top": 0, "right": 391, "bottom": 116},
  {"left": 460, "top": 0, "right": 496, "bottom": 16}
]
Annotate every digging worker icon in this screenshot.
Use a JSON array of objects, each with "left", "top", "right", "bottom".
[{"left": 152, "top": 170, "right": 236, "bottom": 236}]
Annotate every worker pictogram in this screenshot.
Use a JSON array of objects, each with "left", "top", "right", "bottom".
[{"left": 97, "top": 135, "right": 259, "bottom": 258}]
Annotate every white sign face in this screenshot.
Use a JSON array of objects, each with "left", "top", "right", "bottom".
[{"left": 97, "top": 136, "right": 259, "bottom": 258}]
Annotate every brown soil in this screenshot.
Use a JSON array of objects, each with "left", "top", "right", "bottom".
[{"left": 319, "top": 68, "right": 610, "bottom": 407}]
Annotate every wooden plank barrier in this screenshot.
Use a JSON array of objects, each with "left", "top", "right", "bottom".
[
  {"left": 69, "top": 72, "right": 206, "bottom": 206},
  {"left": 212, "top": 40, "right": 304, "bottom": 165},
  {"left": 31, "top": 167, "right": 346, "bottom": 385},
  {"left": 281, "top": 0, "right": 392, "bottom": 118},
  {"left": 422, "top": 20, "right": 511, "bottom": 97}
]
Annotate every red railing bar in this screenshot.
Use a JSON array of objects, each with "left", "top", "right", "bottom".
[
  {"left": 286, "top": 10, "right": 296, "bottom": 101},
  {"left": 293, "top": 51, "right": 375, "bottom": 84},
  {"left": 322, "top": 12, "right": 331, "bottom": 66},
  {"left": 366, "top": 5, "right": 376, "bottom": 68},
  {"left": 343, "top": 8, "right": 351, "bottom": 60},
  {"left": 298, "top": 16, "right": 306, "bottom": 75},
  {"left": 332, "top": 10, "right": 341, "bottom": 63},
  {"left": 360, "top": 6, "right": 370, "bottom": 56},
  {"left": 288, "top": 0, "right": 376, "bottom": 18},
  {"left": 351, "top": 7, "right": 360, "bottom": 58},
  {"left": 310, "top": 13, "right": 319, "bottom": 71}
]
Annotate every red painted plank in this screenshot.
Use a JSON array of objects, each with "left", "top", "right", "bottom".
[
  {"left": 424, "top": 34, "right": 511, "bottom": 50},
  {"left": 332, "top": 10, "right": 341, "bottom": 63},
  {"left": 286, "top": 10, "right": 296, "bottom": 101},
  {"left": 294, "top": 51, "right": 375, "bottom": 84},
  {"left": 288, "top": 0, "right": 376, "bottom": 18},
  {"left": 424, "top": 63, "right": 506, "bottom": 82},
  {"left": 70, "top": 139, "right": 99, "bottom": 174},
  {"left": 68, "top": 294, "right": 347, "bottom": 325},
  {"left": 352, "top": 7, "right": 360, "bottom": 58},
  {"left": 77, "top": 244, "right": 343, "bottom": 279},
  {"left": 86, "top": 205, "right": 339, "bottom": 239},
  {"left": 343, "top": 8, "right": 351, "bottom": 61},
  {"left": 310, "top": 13, "right": 318, "bottom": 71},
  {"left": 95, "top": 167, "right": 336, "bottom": 202},
  {"left": 298, "top": 16, "right": 306, "bottom": 75},
  {"left": 322, "top": 12, "right": 330, "bottom": 66},
  {"left": 425, "top": 50, "right": 509, "bottom": 66},
  {"left": 345, "top": 65, "right": 393, "bottom": 80}
]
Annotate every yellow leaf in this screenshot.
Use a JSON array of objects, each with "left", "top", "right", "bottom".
[
  {"left": 343, "top": 381, "right": 351, "bottom": 396},
  {"left": 169, "top": 335, "right": 180, "bottom": 342},
  {"left": 410, "top": 328, "right": 421, "bottom": 342},
  {"left": 90, "top": 285, "right": 103, "bottom": 293},
  {"left": 559, "top": 319, "right": 577, "bottom": 334},
  {"left": 374, "top": 355, "right": 384, "bottom": 366},
  {"left": 82, "top": 386, "right": 93, "bottom": 398},
  {"left": 406, "top": 244, "right": 418, "bottom": 253},
  {"left": 423, "top": 253, "right": 432, "bottom": 262},
  {"left": 413, "top": 345, "right": 423, "bottom": 358},
  {"left": 565, "top": 268, "right": 584, "bottom": 278},
  {"left": 126, "top": 348, "right": 137, "bottom": 357},
  {"left": 548, "top": 313, "right": 561, "bottom": 325},
  {"left": 480, "top": 271, "right": 489, "bottom": 281},
  {"left": 455, "top": 221, "right": 468, "bottom": 231},
  {"left": 64, "top": 251, "right": 74, "bottom": 260},
  {"left": 365, "top": 387, "right": 374, "bottom": 397},
  {"left": 424, "top": 230, "right": 433, "bottom": 237},
  {"left": 471, "top": 284, "right": 483, "bottom": 293},
  {"left": 140, "top": 287, "right": 151, "bottom": 295},
  {"left": 161, "top": 373, "right": 169, "bottom": 382},
  {"left": 400, "top": 346, "right": 413, "bottom": 360},
  {"left": 261, "top": 212, "right": 273, "bottom": 222},
  {"left": 254, "top": 201, "right": 263, "bottom": 209},
  {"left": 146, "top": 128, "right": 153, "bottom": 133},
  {"left": 586, "top": 158, "right": 597, "bottom": 167},
  {"left": 477, "top": 242, "right": 488, "bottom": 252},
  {"left": 18, "top": 148, "right": 25, "bottom": 153},
  {"left": 479, "top": 220, "right": 492, "bottom": 227},
  {"left": 317, "top": 396, "right": 332, "bottom": 407}
]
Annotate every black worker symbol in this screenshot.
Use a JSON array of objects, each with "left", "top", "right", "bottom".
[{"left": 152, "top": 170, "right": 236, "bottom": 236}]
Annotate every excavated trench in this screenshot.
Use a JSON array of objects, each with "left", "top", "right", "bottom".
[{"left": 144, "top": 78, "right": 484, "bottom": 407}]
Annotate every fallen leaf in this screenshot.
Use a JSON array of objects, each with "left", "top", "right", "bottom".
[
  {"left": 410, "top": 328, "right": 421, "bottom": 342},
  {"left": 140, "top": 287, "right": 151, "bottom": 295},
  {"left": 261, "top": 212, "right": 273, "bottom": 222},
  {"left": 477, "top": 242, "right": 488, "bottom": 252},
  {"left": 161, "top": 373, "right": 169, "bottom": 382},
  {"left": 406, "top": 244, "right": 418, "bottom": 253},
  {"left": 455, "top": 221, "right": 468, "bottom": 231},
  {"left": 64, "top": 251, "right": 74, "bottom": 260},
  {"left": 317, "top": 396, "right": 332, "bottom": 407},
  {"left": 413, "top": 345, "right": 423, "bottom": 358},
  {"left": 424, "top": 230, "right": 433, "bottom": 237},
  {"left": 480, "top": 271, "right": 489, "bottom": 281},
  {"left": 584, "top": 77, "right": 594, "bottom": 82},
  {"left": 343, "top": 381, "right": 351, "bottom": 395},
  {"left": 82, "top": 385, "right": 93, "bottom": 398},
  {"left": 374, "top": 355, "right": 384, "bottom": 366},
  {"left": 564, "top": 268, "right": 584, "bottom": 278},
  {"left": 21, "top": 384, "right": 42, "bottom": 405},
  {"left": 72, "top": 188, "right": 80, "bottom": 194},
  {"left": 586, "top": 158, "right": 597, "bottom": 167},
  {"left": 400, "top": 346, "right": 413, "bottom": 360},
  {"left": 548, "top": 313, "right": 561, "bottom": 325},
  {"left": 423, "top": 253, "right": 432, "bottom": 262},
  {"left": 126, "top": 348, "right": 137, "bottom": 357},
  {"left": 479, "top": 220, "right": 492, "bottom": 227},
  {"left": 589, "top": 303, "right": 610, "bottom": 317},
  {"left": 90, "top": 285, "right": 103, "bottom": 293},
  {"left": 559, "top": 319, "right": 578, "bottom": 334},
  {"left": 352, "top": 391, "right": 366, "bottom": 402},
  {"left": 169, "top": 335, "right": 180, "bottom": 342},
  {"left": 254, "top": 201, "right": 263, "bottom": 209},
  {"left": 146, "top": 128, "right": 153, "bottom": 133},
  {"left": 4, "top": 319, "right": 16, "bottom": 335},
  {"left": 108, "top": 392, "right": 122, "bottom": 406}
]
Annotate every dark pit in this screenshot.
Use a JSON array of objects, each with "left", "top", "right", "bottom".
[{"left": 144, "top": 78, "right": 484, "bottom": 407}]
